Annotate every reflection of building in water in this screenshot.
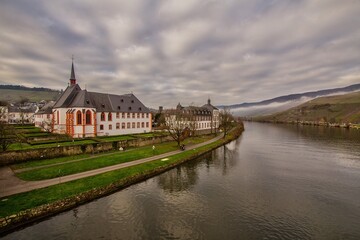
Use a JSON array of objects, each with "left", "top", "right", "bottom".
[
  {"left": 157, "top": 164, "right": 199, "bottom": 192},
  {"left": 207, "top": 140, "right": 240, "bottom": 176}
]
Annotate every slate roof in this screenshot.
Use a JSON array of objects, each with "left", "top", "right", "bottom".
[
  {"left": 36, "top": 101, "right": 55, "bottom": 115},
  {"left": 53, "top": 84, "right": 150, "bottom": 113},
  {"left": 201, "top": 99, "right": 218, "bottom": 111}
]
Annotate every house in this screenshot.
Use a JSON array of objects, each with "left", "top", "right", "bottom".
[
  {"left": 34, "top": 101, "right": 55, "bottom": 131},
  {"left": 166, "top": 100, "right": 219, "bottom": 134},
  {"left": 48, "top": 61, "right": 152, "bottom": 138},
  {"left": 7, "top": 105, "right": 38, "bottom": 124},
  {"left": 0, "top": 106, "right": 8, "bottom": 123}
]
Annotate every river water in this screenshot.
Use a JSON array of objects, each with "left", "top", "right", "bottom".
[{"left": 4, "top": 122, "right": 360, "bottom": 239}]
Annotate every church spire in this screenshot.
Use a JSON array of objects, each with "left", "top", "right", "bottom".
[{"left": 70, "top": 56, "right": 76, "bottom": 86}]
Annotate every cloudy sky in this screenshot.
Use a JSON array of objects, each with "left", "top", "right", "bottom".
[{"left": 0, "top": 0, "right": 359, "bottom": 107}]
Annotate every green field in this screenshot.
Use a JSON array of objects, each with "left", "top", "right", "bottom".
[
  {"left": 257, "top": 91, "right": 360, "bottom": 123},
  {"left": 0, "top": 89, "right": 60, "bottom": 102}
]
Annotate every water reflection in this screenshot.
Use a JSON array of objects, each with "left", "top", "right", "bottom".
[{"left": 157, "top": 165, "right": 199, "bottom": 193}]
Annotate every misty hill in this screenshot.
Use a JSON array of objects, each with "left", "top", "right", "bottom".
[
  {"left": 255, "top": 91, "right": 360, "bottom": 124},
  {"left": 224, "top": 83, "right": 360, "bottom": 117},
  {"left": 0, "top": 85, "right": 61, "bottom": 103}
]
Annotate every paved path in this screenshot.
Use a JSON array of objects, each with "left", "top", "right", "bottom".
[{"left": 0, "top": 134, "right": 223, "bottom": 198}]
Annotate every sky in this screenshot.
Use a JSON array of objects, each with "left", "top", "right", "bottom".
[{"left": 0, "top": 0, "right": 359, "bottom": 108}]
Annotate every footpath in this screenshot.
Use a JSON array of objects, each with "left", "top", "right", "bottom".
[{"left": 0, "top": 134, "right": 223, "bottom": 198}]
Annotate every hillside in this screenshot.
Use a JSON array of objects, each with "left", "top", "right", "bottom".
[
  {"left": 256, "top": 91, "right": 360, "bottom": 124},
  {"left": 222, "top": 83, "right": 360, "bottom": 117},
  {"left": 0, "top": 85, "right": 61, "bottom": 103}
]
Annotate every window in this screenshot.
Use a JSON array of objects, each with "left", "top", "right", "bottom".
[
  {"left": 122, "top": 123, "right": 125, "bottom": 129},
  {"left": 116, "top": 123, "right": 120, "bottom": 129},
  {"left": 132, "top": 122, "right": 135, "bottom": 128},
  {"left": 146, "top": 122, "right": 149, "bottom": 128},
  {"left": 146, "top": 113, "right": 149, "bottom": 118},
  {"left": 122, "top": 113, "right": 125, "bottom": 118},
  {"left": 109, "top": 124, "right": 112, "bottom": 130},
  {"left": 127, "top": 113, "right": 130, "bottom": 118},
  {"left": 101, "top": 112, "right": 105, "bottom": 121},
  {"left": 132, "top": 113, "right": 135, "bottom": 118},
  {"left": 137, "top": 113, "right": 140, "bottom": 118},
  {"left": 86, "top": 110, "right": 92, "bottom": 125},
  {"left": 141, "top": 122, "right": 144, "bottom": 128},
  {"left": 116, "top": 113, "right": 120, "bottom": 119},
  {"left": 127, "top": 122, "right": 130, "bottom": 128},
  {"left": 77, "top": 110, "right": 82, "bottom": 125},
  {"left": 100, "top": 124, "right": 104, "bottom": 130},
  {"left": 108, "top": 113, "right": 112, "bottom": 121},
  {"left": 142, "top": 113, "right": 144, "bottom": 118},
  {"left": 137, "top": 122, "right": 140, "bottom": 128}
]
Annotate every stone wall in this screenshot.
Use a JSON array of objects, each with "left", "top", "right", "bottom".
[{"left": 0, "top": 135, "right": 173, "bottom": 166}]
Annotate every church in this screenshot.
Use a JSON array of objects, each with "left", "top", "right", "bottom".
[{"left": 36, "top": 62, "right": 152, "bottom": 138}]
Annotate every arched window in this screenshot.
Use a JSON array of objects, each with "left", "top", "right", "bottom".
[
  {"left": 77, "top": 110, "right": 82, "bottom": 125},
  {"left": 86, "top": 110, "right": 92, "bottom": 125},
  {"left": 100, "top": 112, "right": 105, "bottom": 121},
  {"left": 132, "top": 122, "right": 135, "bottom": 128},
  {"left": 141, "top": 122, "right": 144, "bottom": 128},
  {"left": 122, "top": 123, "right": 126, "bottom": 129},
  {"left": 127, "top": 122, "right": 130, "bottom": 128},
  {"left": 108, "top": 113, "right": 112, "bottom": 121},
  {"left": 137, "top": 122, "right": 140, "bottom": 128},
  {"left": 116, "top": 123, "right": 120, "bottom": 129}
]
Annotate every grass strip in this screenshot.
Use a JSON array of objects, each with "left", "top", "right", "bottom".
[
  {"left": 15, "top": 135, "right": 214, "bottom": 181},
  {"left": 0, "top": 137, "right": 225, "bottom": 218}
]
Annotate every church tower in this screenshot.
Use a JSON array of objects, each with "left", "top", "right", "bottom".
[{"left": 70, "top": 60, "right": 76, "bottom": 86}]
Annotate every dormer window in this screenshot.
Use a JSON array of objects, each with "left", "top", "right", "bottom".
[
  {"left": 102, "top": 104, "right": 105, "bottom": 108},
  {"left": 138, "top": 107, "right": 142, "bottom": 111},
  {"left": 118, "top": 106, "right": 121, "bottom": 110},
  {"left": 121, "top": 99, "right": 124, "bottom": 102},
  {"left": 86, "top": 100, "right": 90, "bottom": 104},
  {"left": 128, "top": 107, "right": 132, "bottom": 110},
  {"left": 131, "top": 100, "right": 134, "bottom": 103}
]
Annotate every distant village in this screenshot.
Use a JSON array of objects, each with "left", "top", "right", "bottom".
[{"left": 0, "top": 61, "right": 220, "bottom": 138}]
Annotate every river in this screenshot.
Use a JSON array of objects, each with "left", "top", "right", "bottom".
[{"left": 3, "top": 122, "right": 360, "bottom": 239}]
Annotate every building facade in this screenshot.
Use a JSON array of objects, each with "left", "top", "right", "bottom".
[
  {"left": 166, "top": 100, "right": 219, "bottom": 134},
  {"left": 38, "top": 62, "right": 152, "bottom": 138}
]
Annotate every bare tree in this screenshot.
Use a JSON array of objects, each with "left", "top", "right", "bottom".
[
  {"left": 219, "top": 107, "right": 234, "bottom": 138},
  {"left": 0, "top": 119, "right": 15, "bottom": 152},
  {"left": 164, "top": 109, "right": 192, "bottom": 146}
]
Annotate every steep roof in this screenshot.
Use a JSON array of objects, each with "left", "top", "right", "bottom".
[
  {"left": 53, "top": 84, "right": 82, "bottom": 108},
  {"left": 53, "top": 87, "right": 150, "bottom": 113},
  {"left": 36, "top": 101, "right": 55, "bottom": 115},
  {"left": 53, "top": 61, "right": 149, "bottom": 113}
]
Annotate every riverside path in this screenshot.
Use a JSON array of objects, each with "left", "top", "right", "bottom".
[{"left": 0, "top": 134, "right": 224, "bottom": 198}]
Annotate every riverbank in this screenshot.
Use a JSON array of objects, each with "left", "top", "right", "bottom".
[
  {"left": 0, "top": 123, "right": 244, "bottom": 235},
  {"left": 254, "top": 120, "right": 360, "bottom": 130}
]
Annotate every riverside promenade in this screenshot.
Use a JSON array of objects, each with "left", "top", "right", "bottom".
[{"left": 0, "top": 134, "right": 223, "bottom": 198}]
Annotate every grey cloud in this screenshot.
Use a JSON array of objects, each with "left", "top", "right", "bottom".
[{"left": 0, "top": 0, "right": 359, "bottom": 107}]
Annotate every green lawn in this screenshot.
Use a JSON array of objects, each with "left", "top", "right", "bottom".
[
  {"left": 0, "top": 139, "right": 223, "bottom": 218},
  {"left": 14, "top": 135, "right": 214, "bottom": 181}
]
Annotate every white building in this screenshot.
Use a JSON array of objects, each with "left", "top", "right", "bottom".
[
  {"left": 7, "top": 105, "right": 38, "bottom": 124},
  {"left": 48, "top": 61, "right": 152, "bottom": 138},
  {"left": 166, "top": 100, "right": 219, "bottom": 134}
]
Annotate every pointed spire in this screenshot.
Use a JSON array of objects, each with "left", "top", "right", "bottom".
[{"left": 69, "top": 56, "right": 76, "bottom": 86}]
